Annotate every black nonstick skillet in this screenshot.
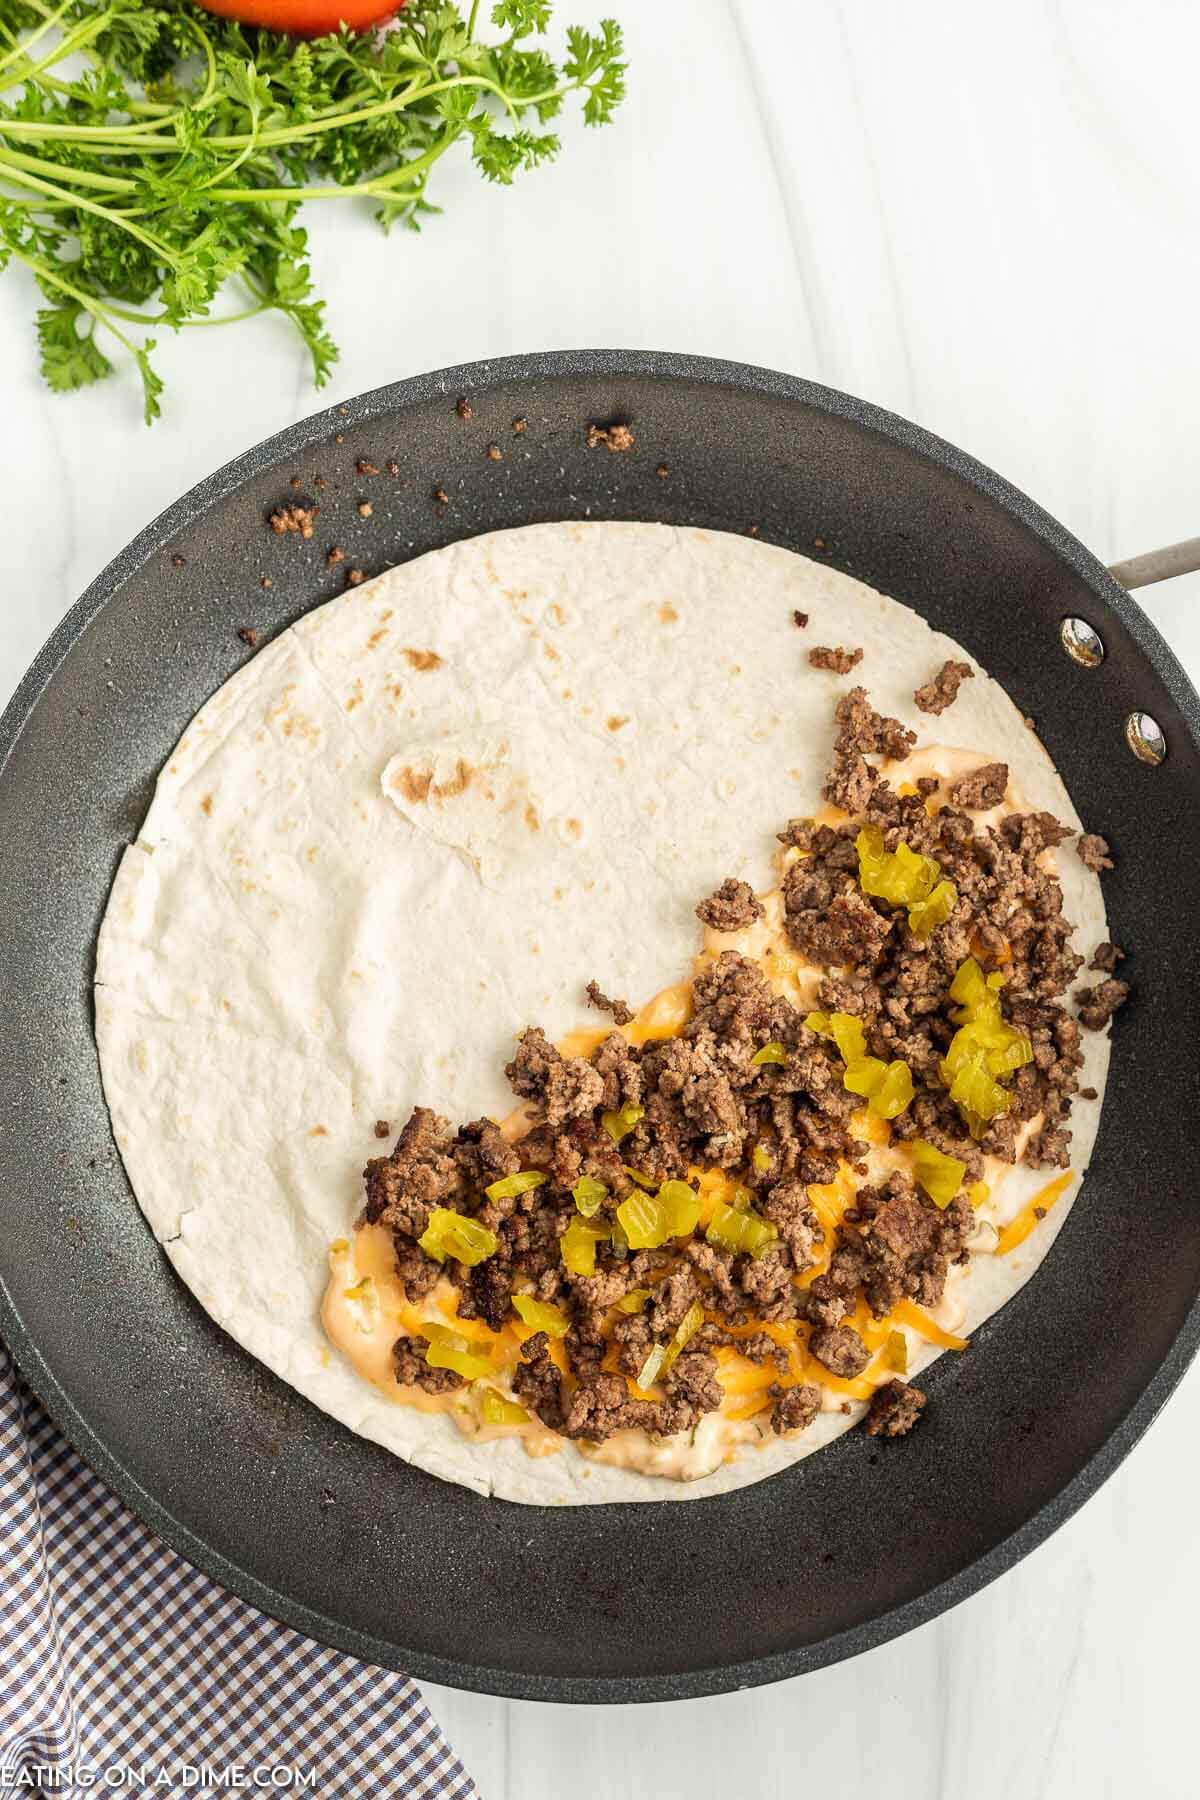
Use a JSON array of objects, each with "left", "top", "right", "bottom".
[{"left": 1, "top": 351, "right": 1197, "bottom": 1701}]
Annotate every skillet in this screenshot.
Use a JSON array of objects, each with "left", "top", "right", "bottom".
[{"left": 2, "top": 350, "right": 1199, "bottom": 1703}]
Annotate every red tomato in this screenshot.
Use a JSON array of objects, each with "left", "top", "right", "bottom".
[{"left": 196, "top": 0, "right": 401, "bottom": 34}]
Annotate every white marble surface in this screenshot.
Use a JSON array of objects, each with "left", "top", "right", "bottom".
[{"left": 3, "top": 1, "right": 1199, "bottom": 1794}]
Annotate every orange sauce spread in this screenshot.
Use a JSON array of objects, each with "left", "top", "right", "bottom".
[{"left": 323, "top": 764, "right": 1069, "bottom": 1477}]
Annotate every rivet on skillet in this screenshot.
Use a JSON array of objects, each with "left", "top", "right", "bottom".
[
  {"left": 1059, "top": 617, "right": 1104, "bottom": 667},
  {"left": 1125, "top": 711, "right": 1167, "bottom": 765}
]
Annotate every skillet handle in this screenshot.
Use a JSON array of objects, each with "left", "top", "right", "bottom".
[{"left": 1108, "top": 537, "right": 1200, "bottom": 590}]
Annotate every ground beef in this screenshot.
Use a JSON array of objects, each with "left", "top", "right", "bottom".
[
  {"left": 345, "top": 678, "right": 1126, "bottom": 1467},
  {"left": 785, "top": 884, "right": 892, "bottom": 968},
  {"left": 737, "top": 1339, "right": 791, "bottom": 1375},
  {"left": 949, "top": 761, "right": 1008, "bottom": 810},
  {"left": 793, "top": 609, "right": 809, "bottom": 629},
  {"left": 696, "top": 878, "right": 763, "bottom": 932},
  {"left": 362, "top": 1106, "right": 460, "bottom": 1235},
  {"left": 506, "top": 1027, "right": 605, "bottom": 1126},
  {"left": 1078, "top": 833, "right": 1114, "bottom": 872},
  {"left": 914, "top": 659, "right": 974, "bottom": 715},
  {"left": 586, "top": 422, "right": 635, "bottom": 451},
  {"left": 809, "top": 1325, "right": 870, "bottom": 1378},
  {"left": 809, "top": 645, "right": 863, "bottom": 675},
  {"left": 1075, "top": 977, "right": 1129, "bottom": 1030},
  {"left": 823, "top": 685, "right": 917, "bottom": 812},
  {"left": 392, "top": 1336, "right": 464, "bottom": 1394},
  {"left": 268, "top": 502, "right": 318, "bottom": 537},
  {"left": 864, "top": 1380, "right": 926, "bottom": 1438},
  {"left": 770, "top": 1383, "right": 821, "bottom": 1434},
  {"left": 1090, "top": 941, "right": 1124, "bottom": 973},
  {"left": 585, "top": 980, "right": 633, "bottom": 1025},
  {"left": 512, "top": 1332, "right": 565, "bottom": 1431}
]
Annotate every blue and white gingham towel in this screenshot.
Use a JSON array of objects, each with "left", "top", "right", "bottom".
[{"left": 0, "top": 1341, "right": 478, "bottom": 1798}]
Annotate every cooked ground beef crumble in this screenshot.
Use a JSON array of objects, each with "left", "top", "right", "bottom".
[
  {"left": 355, "top": 684, "right": 1126, "bottom": 1455},
  {"left": 809, "top": 646, "right": 864, "bottom": 675},
  {"left": 914, "top": 659, "right": 974, "bottom": 716}
]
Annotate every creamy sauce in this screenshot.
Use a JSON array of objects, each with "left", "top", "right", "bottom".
[{"left": 321, "top": 743, "right": 1061, "bottom": 1481}]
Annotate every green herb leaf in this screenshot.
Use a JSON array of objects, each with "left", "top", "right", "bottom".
[{"left": 0, "top": 0, "right": 626, "bottom": 420}]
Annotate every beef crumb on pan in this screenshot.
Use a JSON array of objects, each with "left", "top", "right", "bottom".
[
  {"left": 268, "top": 503, "right": 318, "bottom": 538},
  {"left": 586, "top": 422, "right": 636, "bottom": 452},
  {"left": 348, "top": 681, "right": 1125, "bottom": 1460}
]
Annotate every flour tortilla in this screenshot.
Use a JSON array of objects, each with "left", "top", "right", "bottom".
[{"left": 95, "top": 524, "right": 1111, "bottom": 1504}]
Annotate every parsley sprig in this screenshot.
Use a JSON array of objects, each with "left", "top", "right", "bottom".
[{"left": 0, "top": 0, "right": 625, "bottom": 420}]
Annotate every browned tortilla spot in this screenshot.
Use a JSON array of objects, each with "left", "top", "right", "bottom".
[{"left": 403, "top": 648, "right": 443, "bottom": 671}]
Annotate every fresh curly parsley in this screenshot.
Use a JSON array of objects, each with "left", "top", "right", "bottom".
[{"left": 0, "top": 0, "right": 625, "bottom": 420}]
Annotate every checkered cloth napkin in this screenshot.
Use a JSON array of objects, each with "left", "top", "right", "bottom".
[{"left": 0, "top": 1342, "right": 478, "bottom": 1798}]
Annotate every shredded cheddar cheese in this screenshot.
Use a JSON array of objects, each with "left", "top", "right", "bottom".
[{"left": 995, "top": 1172, "right": 1075, "bottom": 1256}]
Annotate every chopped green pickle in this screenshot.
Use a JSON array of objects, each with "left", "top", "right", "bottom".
[
  {"left": 968, "top": 1180, "right": 990, "bottom": 1208},
  {"left": 842, "top": 1055, "right": 886, "bottom": 1098},
  {"left": 419, "top": 1323, "right": 493, "bottom": 1381},
  {"left": 910, "top": 1139, "right": 966, "bottom": 1208},
  {"left": 885, "top": 1330, "right": 908, "bottom": 1373},
  {"left": 806, "top": 1010, "right": 867, "bottom": 1064},
  {"left": 706, "top": 1201, "right": 779, "bottom": 1256},
  {"left": 621, "top": 1164, "right": 656, "bottom": 1189},
  {"left": 751, "top": 1144, "right": 773, "bottom": 1172},
  {"left": 560, "top": 1215, "right": 608, "bottom": 1276},
  {"left": 616, "top": 1287, "right": 651, "bottom": 1313},
  {"left": 484, "top": 1169, "right": 547, "bottom": 1201},
  {"left": 661, "top": 1300, "right": 705, "bottom": 1373},
  {"left": 479, "top": 1388, "right": 530, "bottom": 1427},
  {"left": 616, "top": 1180, "right": 700, "bottom": 1250},
  {"left": 843, "top": 1056, "right": 914, "bottom": 1119},
  {"left": 572, "top": 1174, "right": 608, "bottom": 1217},
  {"left": 940, "top": 957, "right": 1033, "bottom": 1132},
  {"left": 511, "top": 1294, "right": 570, "bottom": 1337},
  {"left": 636, "top": 1300, "right": 706, "bottom": 1390},
  {"left": 751, "top": 1041, "right": 788, "bottom": 1066},
  {"left": 856, "top": 824, "right": 941, "bottom": 907},
  {"left": 907, "top": 877, "right": 958, "bottom": 940},
  {"left": 417, "top": 1207, "right": 499, "bottom": 1267},
  {"left": 601, "top": 1102, "right": 644, "bottom": 1144}
]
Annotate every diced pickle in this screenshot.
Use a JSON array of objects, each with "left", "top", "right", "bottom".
[
  {"left": 621, "top": 1165, "right": 656, "bottom": 1189},
  {"left": 967, "top": 1181, "right": 990, "bottom": 1208},
  {"left": 560, "top": 1216, "right": 608, "bottom": 1276},
  {"left": 806, "top": 1010, "right": 867, "bottom": 1064},
  {"left": 616, "top": 1180, "right": 700, "bottom": 1250},
  {"left": 837, "top": 1047, "right": 915, "bottom": 1120},
  {"left": 484, "top": 1169, "right": 547, "bottom": 1201},
  {"left": 616, "top": 1287, "right": 651, "bottom": 1313},
  {"left": 908, "top": 878, "right": 958, "bottom": 941},
  {"left": 885, "top": 1330, "right": 908, "bottom": 1374},
  {"left": 419, "top": 1323, "right": 493, "bottom": 1381},
  {"left": 661, "top": 1300, "right": 705, "bottom": 1375},
  {"left": 511, "top": 1294, "right": 570, "bottom": 1337},
  {"left": 572, "top": 1174, "right": 608, "bottom": 1217},
  {"left": 601, "top": 1102, "right": 644, "bottom": 1143},
  {"left": 479, "top": 1388, "right": 530, "bottom": 1426},
  {"left": 751, "top": 1144, "right": 773, "bottom": 1172},
  {"left": 706, "top": 1201, "right": 778, "bottom": 1256},
  {"left": 751, "top": 1040, "right": 788, "bottom": 1066},
  {"left": 870, "top": 1059, "right": 915, "bottom": 1120},
  {"left": 418, "top": 1207, "right": 499, "bottom": 1267},
  {"left": 856, "top": 825, "right": 940, "bottom": 907},
  {"left": 910, "top": 1140, "right": 966, "bottom": 1209}
]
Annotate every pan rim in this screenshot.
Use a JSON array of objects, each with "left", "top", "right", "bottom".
[{"left": 3, "top": 347, "right": 1199, "bottom": 1703}]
